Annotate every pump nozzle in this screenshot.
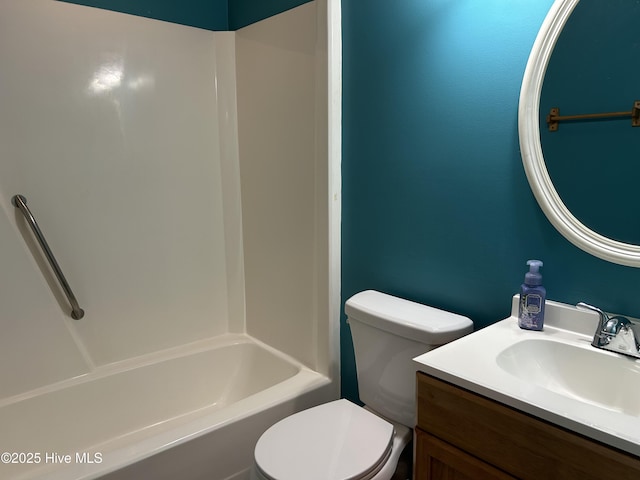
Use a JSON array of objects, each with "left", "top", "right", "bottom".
[
  {"left": 527, "top": 259, "right": 543, "bottom": 272},
  {"left": 525, "top": 259, "right": 543, "bottom": 286}
]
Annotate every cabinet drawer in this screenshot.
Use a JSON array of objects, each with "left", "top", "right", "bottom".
[
  {"left": 415, "top": 428, "right": 516, "bottom": 480},
  {"left": 417, "top": 372, "right": 640, "bottom": 480}
]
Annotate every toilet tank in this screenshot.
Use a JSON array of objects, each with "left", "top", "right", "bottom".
[{"left": 345, "top": 290, "right": 473, "bottom": 427}]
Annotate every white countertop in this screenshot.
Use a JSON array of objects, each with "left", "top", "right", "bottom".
[{"left": 413, "top": 296, "right": 640, "bottom": 457}]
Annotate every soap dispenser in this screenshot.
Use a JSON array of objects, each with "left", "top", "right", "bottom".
[{"left": 518, "top": 259, "right": 546, "bottom": 331}]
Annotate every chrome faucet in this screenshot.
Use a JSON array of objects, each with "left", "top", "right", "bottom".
[{"left": 577, "top": 302, "right": 640, "bottom": 359}]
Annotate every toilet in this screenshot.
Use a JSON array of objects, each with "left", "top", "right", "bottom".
[{"left": 252, "top": 290, "right": 473, "bottom": 480}]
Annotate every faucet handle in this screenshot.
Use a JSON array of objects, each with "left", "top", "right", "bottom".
[{"left": 606, "top": 315, "right": 632, "bottom": 335}]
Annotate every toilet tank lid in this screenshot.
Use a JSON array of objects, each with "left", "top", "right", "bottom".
[{"left": 345, "top": 290, "right": 473, "bottom": 345}]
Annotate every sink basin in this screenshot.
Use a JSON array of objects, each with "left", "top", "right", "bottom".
[
  {"left": 413, "top": 296, "right": 640, "bottom": 458},
  {"left": 496, "top": 339, "right": 640, "bottom": 416}
]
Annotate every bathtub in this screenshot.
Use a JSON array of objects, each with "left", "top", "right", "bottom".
[{"left": 0, "top": 334, "right": 333, "bottom": 480}]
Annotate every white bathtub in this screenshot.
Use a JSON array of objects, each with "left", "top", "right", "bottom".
[{"left": 0, "top": 334, "right": 332, "bottom": 480}]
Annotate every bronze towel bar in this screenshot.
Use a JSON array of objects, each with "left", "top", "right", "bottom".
[{"left": 546, "top": 101, "right": 640, "bottom": 131}]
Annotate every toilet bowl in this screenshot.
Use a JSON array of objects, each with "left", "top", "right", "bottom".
[{"left": 252, "top": 290, "right": 473, "bottom": 480}]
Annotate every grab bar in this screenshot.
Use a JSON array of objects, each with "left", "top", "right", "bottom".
[{"left": 12, "top": 194, "right": 85, "bottom": 319}]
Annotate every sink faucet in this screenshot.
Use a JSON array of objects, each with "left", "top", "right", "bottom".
[{"left": 577, "top": 302, "right": 640, "bottom": 359}]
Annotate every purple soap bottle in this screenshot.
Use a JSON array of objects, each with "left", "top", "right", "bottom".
[{"left": 518, "top": 260, "right": 546, "bottom": 331}]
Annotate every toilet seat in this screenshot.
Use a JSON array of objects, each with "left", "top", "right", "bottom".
[{"left": 254, "top": 399, "right": 394, "bottom": 480}]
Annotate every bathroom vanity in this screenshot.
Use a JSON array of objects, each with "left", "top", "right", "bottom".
[
  {"left": 413, "top": 297, "right": 640, "bottom": 480},
  {"left": 414, "top": 373, "right": 640, "bottom": 480}
]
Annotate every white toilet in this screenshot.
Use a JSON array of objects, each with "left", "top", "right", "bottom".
[{"left": 252, "top": 290, "right": 473, "bottom": 480}]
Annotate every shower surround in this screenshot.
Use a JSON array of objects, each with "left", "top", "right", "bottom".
[{"left": 0, "top": 1, "right": 337, "bottom": 479}]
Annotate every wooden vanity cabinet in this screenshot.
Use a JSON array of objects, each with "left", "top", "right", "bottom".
[{"left": 415, "top": 372, "right": 640, "bottom": 480}]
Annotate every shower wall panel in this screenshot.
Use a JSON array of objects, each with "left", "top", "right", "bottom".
[{"left": 0, "top": 0, "right": 235, "bottom": 385}]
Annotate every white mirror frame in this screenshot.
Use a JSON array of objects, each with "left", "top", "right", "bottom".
[{"left": 519, "top": 0, "right": 640, "bottom": 267}]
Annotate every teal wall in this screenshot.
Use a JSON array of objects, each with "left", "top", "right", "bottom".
[
  {"left": 229, "top": 0, "right": 312, "bottom": 30},
  {"left": 59, "top": 0, "right": 311, "bottom": 30},
  {"left": 60, "top": 0, "right": 228, "bottom": 30},
  {"left": 341, "top": 0, "right": 640, "bottom": 402}
]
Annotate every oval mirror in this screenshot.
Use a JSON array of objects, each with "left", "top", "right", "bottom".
[{"left": 519, "top": 0, "right": 640, "bottom": 267}]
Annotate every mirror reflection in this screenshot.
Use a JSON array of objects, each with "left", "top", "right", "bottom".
[{"left": 539, "top": 0, "right": 640, "bottom": 244}]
